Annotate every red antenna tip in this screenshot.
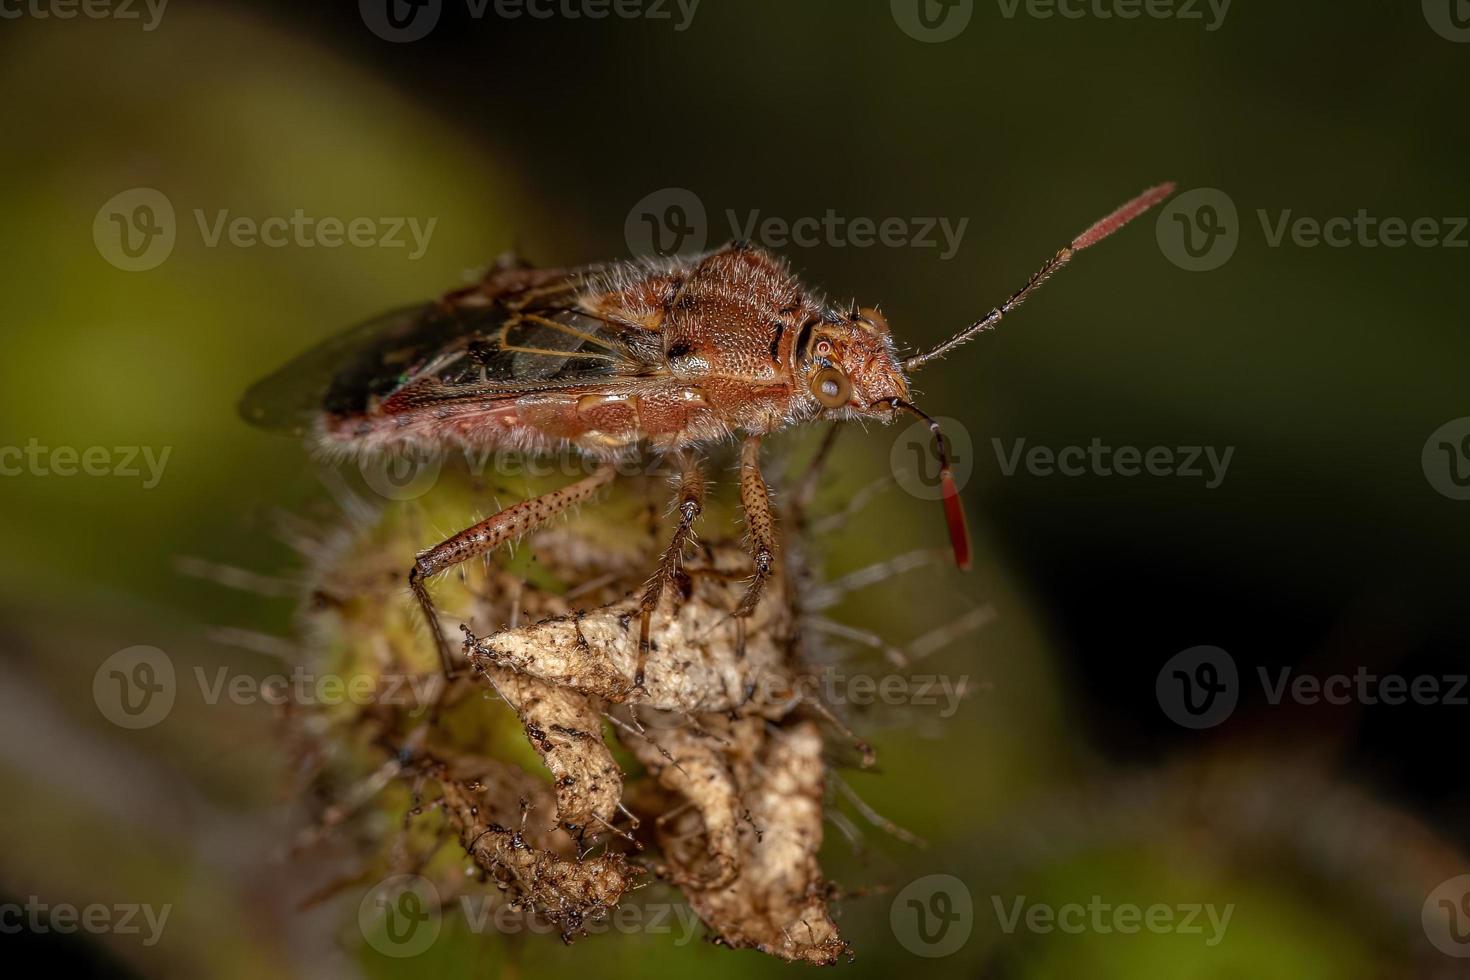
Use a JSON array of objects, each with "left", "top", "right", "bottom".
[
  {"left": 941, "top": 470, "right": 972, "bottom": 571},
  {"left": 1071, "top": 181, "right": 1176, "bottom": 251}
]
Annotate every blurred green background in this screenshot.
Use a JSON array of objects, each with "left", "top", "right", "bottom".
[{"left": 2, "top": 1, "right": 1468, "bottom": 977}]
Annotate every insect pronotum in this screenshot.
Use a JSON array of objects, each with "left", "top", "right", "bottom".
[{"left": 242, "top": 183, "right": 1176, "bottom": 681}]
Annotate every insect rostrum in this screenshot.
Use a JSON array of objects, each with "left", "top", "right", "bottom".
[{"left": 242, "top": 183, "right": 1174, "bottom": 676}]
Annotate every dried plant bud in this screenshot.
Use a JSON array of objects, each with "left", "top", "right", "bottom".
[
  {"left": 668, "top": 720, "right": 848, "bottom": 965},
  {"left": 432, "top": 765, "right": 639, "bottom": 939},
  {"left": 469, "top": 543, "right": 795, "bottom": 715},
  {"left": 624, "top": 713, "right": 762, "bottom": 889},
  {"left": 478, "top": 664, "right": 624, "bottom": 836},
  {"left": 283, "top": 469, "right": 913, "bottom": 963}
]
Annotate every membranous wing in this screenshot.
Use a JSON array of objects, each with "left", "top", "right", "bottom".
[{"left": 239, "top": 267, "right": 661, "bottom": 435}]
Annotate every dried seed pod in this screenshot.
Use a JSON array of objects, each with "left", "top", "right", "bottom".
[
  {"left": 481, "top": 664, "right": 623, "bottom": 837},
  {"left": 468, "top": 543, "right": 797, "bottom": 716},
  {"left": 656, "top": 719, "right": 847, "bottom": 964},
  {"left": 434, "top": 766, "right": 638, "bottom": 939},
  {"left": 288, "top": 467, "right": 866, "bottom": 963},
  {"left": 624, "top": 713, "right": 762, "bottom": 889}
]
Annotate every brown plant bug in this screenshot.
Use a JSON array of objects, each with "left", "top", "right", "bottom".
[{"left": 241, "top": 183, "right": 1175, "bottom": 682}]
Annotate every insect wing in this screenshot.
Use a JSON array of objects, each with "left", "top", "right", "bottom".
[
  {"left": 239, "top": 303, "right": 436, "bottom": 435},
  {"left": 239, "top": 273, "right": 655, "bottom": 434}
]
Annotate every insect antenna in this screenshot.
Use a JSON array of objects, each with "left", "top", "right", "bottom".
[
  {"left": 903, "top": 182, "right": 1175, "bottom": 371},
  {"left": 882, "top": 399, "right": 973, "bottom": 571}
]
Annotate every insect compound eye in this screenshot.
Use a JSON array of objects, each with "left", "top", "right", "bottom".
[{"left": 808, "top": 367, "right": 852, "bottom": 409}]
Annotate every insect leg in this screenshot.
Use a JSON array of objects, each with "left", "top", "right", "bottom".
[
  {"left": 735, "top": 435, "right": 776, "bottom": 620},
  {"left": 408, "top": 465, "right": 617, "bottom": 676},
  {"left": 636, "top": 452, "right": 706, "bottom": 689}
]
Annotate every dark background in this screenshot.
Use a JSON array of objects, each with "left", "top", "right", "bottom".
[{"left": 2, "top": 1, "right": 1468, "bottom": 977}]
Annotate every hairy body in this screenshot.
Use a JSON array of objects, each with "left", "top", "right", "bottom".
[
  {"left": 242, "top": 184, "right": 1174, "bottom": 678},
  {"left": 295, "top": 245, "right": 909, "bottom": 462}
]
